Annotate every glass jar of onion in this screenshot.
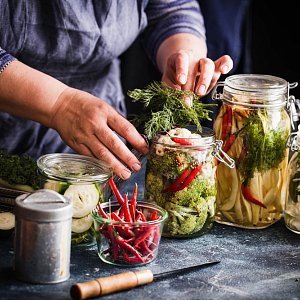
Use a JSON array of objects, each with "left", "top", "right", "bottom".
[{"left": 212, "top": 74, "right": 297, "bottom": 229}]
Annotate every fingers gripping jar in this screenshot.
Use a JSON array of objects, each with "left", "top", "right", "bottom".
[
  {"left": 144, "top": 126, "right": 234, "bottom": 238},
  {"left": 212, "top": 74, "right": 297, "bottom": 228},
  {"left": 285, "top": 126, "right": 300, "bottom": 234},
  {"left": 37, "top": 154, "right": 112, "bottom": 245}
]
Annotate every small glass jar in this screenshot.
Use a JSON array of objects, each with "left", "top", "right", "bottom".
[
  {"left": 212, "top": 74, "right": 296, "bottom": 229},
  {"left": 144, "top": 126, "right": 234, "bottom": 238},
  {"left": 92, "top": 201, "right": 168, "bottom": 266},
  {"left": 37, "top": 153, "right": 112, "bottom": 245},
  {"left": 285, "top": 126, "right": 300, "bottom": 234}
]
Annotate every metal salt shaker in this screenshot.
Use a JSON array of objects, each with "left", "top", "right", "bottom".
[{"left": 14, "top": 189, "right": 73, "bottom": 284}]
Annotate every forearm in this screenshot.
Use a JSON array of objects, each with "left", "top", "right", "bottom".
[
  {"left": 156, "top": 33, "right": 207, "bottom": 74},
  {"left": 0, "top": 60, "right": 68, "bottom": 127}
]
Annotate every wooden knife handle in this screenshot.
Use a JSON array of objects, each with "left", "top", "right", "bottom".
[{"left": 70, "top": 269, "right": 154, "bottom": 300}]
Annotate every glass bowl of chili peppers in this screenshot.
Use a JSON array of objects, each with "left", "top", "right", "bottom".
[{"left": 91, "top": 178, "right": 168, "bottom": 266}]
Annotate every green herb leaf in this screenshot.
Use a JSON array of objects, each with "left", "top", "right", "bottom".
[
  {"left": 237, "top": 111, "right": 289, "bottom": 183},
  {"left": 127, "top": 81, "right": 215, "bottom": 139}
]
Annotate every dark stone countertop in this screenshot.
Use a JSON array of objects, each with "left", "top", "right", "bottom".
[
  {"left": 1, "top": 217, "right": 300, "bottom": 300},
  {"left": 1, "top": 169, "right": 300, "bottom": 300}
]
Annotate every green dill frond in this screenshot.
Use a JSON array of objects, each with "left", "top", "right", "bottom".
[{"left": 127, "top": 81, "right": 215, "bottom": 139}]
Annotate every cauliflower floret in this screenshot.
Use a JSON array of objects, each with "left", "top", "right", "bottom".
[{"left": 168, "top": 128, "right": 192, "bottom": 138}]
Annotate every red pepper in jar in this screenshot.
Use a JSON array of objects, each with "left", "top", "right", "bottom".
[
  {"left": 241, "top": 183, "right": 267, "bottom": 209},
  {"left": 163, "top": 163, "right": 202, "bottom": 193},
  {"left": 172, "top": 137, "right": 193, "bottom": 146},
  {"left": 221, "top": 105, "right": 233, "bottom": 141},
  {"left": 162, "top": 169, "right": 190, "bottom": 193}
]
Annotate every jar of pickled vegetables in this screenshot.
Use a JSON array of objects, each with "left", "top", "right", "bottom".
[
  {"left": 212, "top": 74, "right": 297, "bottom": 229},
  {"left": 37, "top": 153, "right": 112, "bottom": 245},
  {"left": 144, "top": 126, "right": 234, "bottom": 238},
  {"left": 285, "top": 126, "right": 300, "bottom": 234}
]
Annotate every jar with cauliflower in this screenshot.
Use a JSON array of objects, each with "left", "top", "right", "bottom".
[{"left": 144, "top": 126, "right": 233, "bottom": 238}]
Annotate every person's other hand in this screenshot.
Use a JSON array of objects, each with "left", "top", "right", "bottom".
[
  {"left": 162, "top": 51, "right": 233, "bottom": 105},
  {"left": 50, "top": 88, "right": 149, "bottom": 180}
]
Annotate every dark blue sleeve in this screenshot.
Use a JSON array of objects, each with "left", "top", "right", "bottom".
[
  {"left": 0, "top": 47, "right": 17, "bottom": 74},
  {"left": 143, "top": 0, "right": 206, "bottom": 65},
  {"left": 199, "top": 0, "right": 251, "bottom": 73}
]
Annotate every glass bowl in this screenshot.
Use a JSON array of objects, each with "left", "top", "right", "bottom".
[{"left": 91, "top": 201, "right": 168, "bottom": 266}]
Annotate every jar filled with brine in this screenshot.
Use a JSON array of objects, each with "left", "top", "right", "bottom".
[
  {"left": 37, "top": 153, "right": 112, "bottom": 245},
  {"left": 144, "top": 126, "right": 234, "bottom": 238},
  {"left": 212, "top": 74, "right": 297, "bottom": 228},
  {"left": 285, "top": 125, "right": 300, "bottom": 234}
]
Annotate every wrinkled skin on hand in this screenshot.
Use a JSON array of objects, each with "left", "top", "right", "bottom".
[{"left": 50, "top": 88, "right": 149, "bottom": 180}]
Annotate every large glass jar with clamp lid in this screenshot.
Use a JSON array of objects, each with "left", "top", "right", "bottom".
[
  {"left": 212, "top": 74, "right": 297, "bottom": 229},
  {"left": 144, "top": 126, "right": 234, "bottom": 238},
  {"left": 285, "top": 125, "right": 300, "bottom": 234}
]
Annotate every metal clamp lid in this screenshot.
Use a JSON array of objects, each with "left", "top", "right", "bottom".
[{"left": 212, "top": 140, "right": 235, "bottom": 168}]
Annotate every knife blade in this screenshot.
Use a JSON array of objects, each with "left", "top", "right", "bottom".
[{"left": 70, "top": 260, "right": 220, "bottom": 300}]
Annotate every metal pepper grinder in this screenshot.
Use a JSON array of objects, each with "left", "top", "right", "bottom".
[{"left": 14, "top": 189, "right": 73, "bottom": 284}]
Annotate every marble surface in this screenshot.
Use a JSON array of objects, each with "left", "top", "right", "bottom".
[{"left": 1, "top": 167, "right": 300, "bottom": 300}]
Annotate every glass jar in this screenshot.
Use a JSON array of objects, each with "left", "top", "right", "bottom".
[
  {"left": 144, "top": 126, "right": 234, "bottom": 238},
  {"left": 212, "top": 74, "right": 296, "bottom": 229},
  {"left": 37, "top": 153, "right": 112, "bottom": 245},
  {"left": 285, "top": 126, "right": 300, "bottom": 234}
]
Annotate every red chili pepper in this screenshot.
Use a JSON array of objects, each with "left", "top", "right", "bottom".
[
  {"left": 111, "top": 212, "right": 134, "bottom": 237},
  {"left": 122, "top": 251, "right": 148, "bottom": 263},
  {"left": 241, "top": 183, "right": 267, "bottom": 209},
  {"left": 97, "top": 202, "right": 109, "bottom": 219},
  {"left": 107, "top": 225, "right": 119, "bottom": 260},
  {"left": 138, "top": 240, "right": 154, "bottom": 258},
  {"left": 222, "top": 134, "right": 236, "bottom": 154},
  {"left": 115, "top": 235, "right": 144, "bottom": 262},
  {"left": 221, "top": 106, "right": 228, "bottom": 141},
  {"left": 123, "top": 193, "right": 132, "bottom": 223},
  {"left": 172, "top": 137, "right": 193, "bottom": 146},
  {"left": 130, "top": 183, "right": 138, "bottom": 221},
  {"left": 151, "top": 211, "right": 158, "bottom": 221},
  {"left": 136, "top": 209, "right": 147, "bottom": 222},
  {"left": 119, "top": 207, "right": 125, "bottom": 219},
  {"left": 221, "top": 106, "right": 232, "bottom": 141},
  {"left": 134, "top": 227, "right": 152, "bottom": 246},
  {"left": 109, "top": 177, "right": 125, "bottom": 205},
  {"left": 162, "top": 168, "right": 190, "bottom": 193},
  {"left": 171, "top": 163, "right": 203, "bottom": 193}
]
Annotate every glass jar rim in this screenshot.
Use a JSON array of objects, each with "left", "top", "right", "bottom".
[
  {"left": 153, "top": 126, "right": 215, "bottom": 148},
  {"left": 92, "top": 200, "right": 168, "bottom": 226},
  {"left": 221, "top": 74, "right": 289, "bottom": 107},
  {"left": 37, "top": 153, "right": 112, "bottom": 183},
  {"left": 224, "top": 74, "right": 288, "bottom": 94}
]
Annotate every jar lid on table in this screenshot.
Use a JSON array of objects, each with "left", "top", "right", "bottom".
[{"left": 37, "top": 153, "right": 112, "bottom": 183}]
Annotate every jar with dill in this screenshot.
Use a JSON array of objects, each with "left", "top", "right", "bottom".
[
  {"left": 127, "top": 82, "right": 234, "bottom": 238},
  {"left": 212, "top": 74, "right": 297, "bottom": 229}
]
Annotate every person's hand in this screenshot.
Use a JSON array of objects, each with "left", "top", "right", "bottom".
[
  {"left": 161, "top": 50, "right": 233, "bottom": 105},
  {"left": 50, "top": 88, "right": 149, "bottom": 180}
]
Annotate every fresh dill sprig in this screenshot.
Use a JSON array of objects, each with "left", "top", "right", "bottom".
[{"left": 127, "top": 81, "right": 216, "bottom": 139}]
